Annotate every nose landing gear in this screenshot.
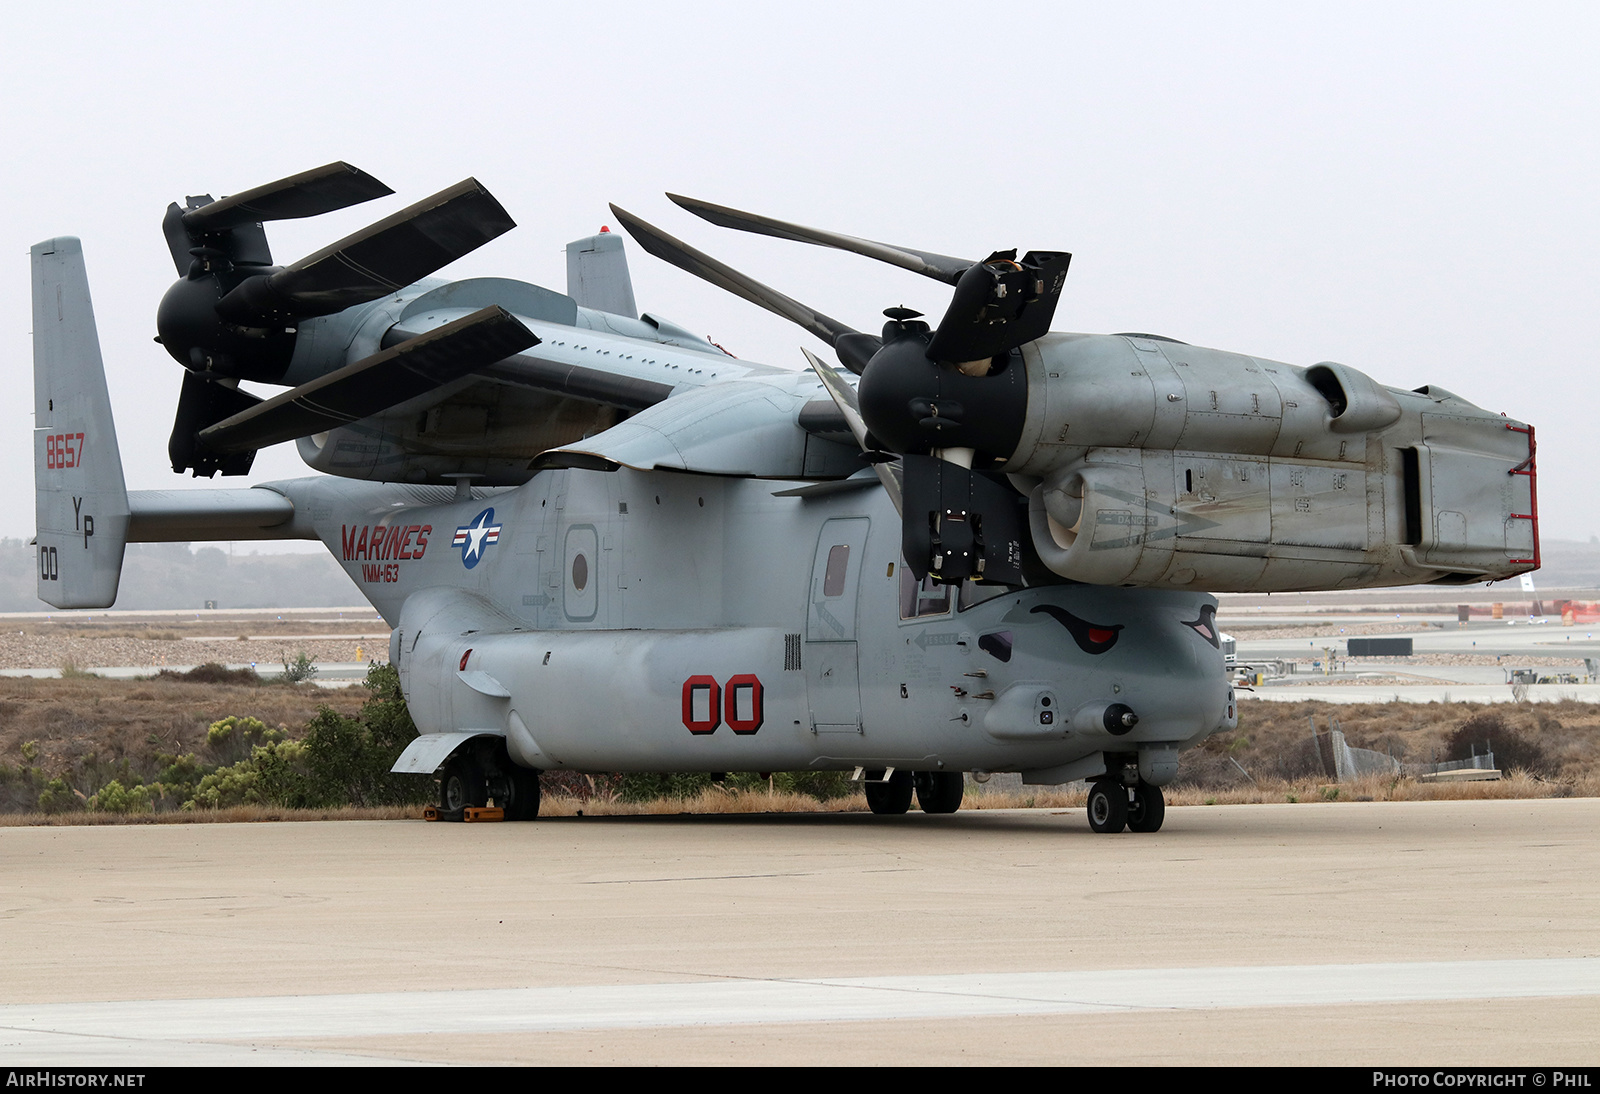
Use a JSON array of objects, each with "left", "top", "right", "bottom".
[
  {"left": 1127, "top": 781, "right": 1165, "bottom": 832},
  {"left": 1086, "top": 778, "right": 1165, "bottom": 834}
]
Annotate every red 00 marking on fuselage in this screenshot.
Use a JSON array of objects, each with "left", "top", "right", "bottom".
[{"left": 681, "top": 674, "right": 764, "bottom": 736}]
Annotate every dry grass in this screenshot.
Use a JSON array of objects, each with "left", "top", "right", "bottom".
[
  {"left": 532, "top": 767, "right": 1596, "bottom": 818},
  {"left": 960, "top": 785, "right": 1089, "bottom": 809},
  {"left": 2, "top": 674, "right": 1596, "bottom": 825},
  {"left": 0, "top": 674, "right": 368, "bottom": 799},
  {"left": 0, "top": 803, "right": 425, "bottom": 826},
  {"left": 538, "top": 787, "right": 871, "bottom": 817},
  {"left": 0, "top": 771, "right": 1591, "bottom": 826},
  {"left": 1190, "top": 698, "right": 1600, "bottom": 788},
  {"left": 1153, "top": 768, "right": 1593, "bottom": 806}
]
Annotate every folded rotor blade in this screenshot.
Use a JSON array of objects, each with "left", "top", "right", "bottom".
[
  {"left": 180, "top": 162, "right": 394, "bottom": 235},
  {"left": 611, "top": 203, "right": 881, "bottom": 374},
  {"left": 927, "top": 249, "right": 1072, "bottom": 364},
  {"left": 198, "top": 306, "right": 536, "bottom": 452},
  {"left": 802, "top": 347, "right": 902, "bottom": 516},
  {"left": 216, "top": 179, "right": 515, "bottom": 322},
  {"left": 669, "top": 194, "right": 973, "bottom": 286}
]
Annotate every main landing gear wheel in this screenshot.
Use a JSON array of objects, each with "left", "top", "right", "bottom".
[
  {"left": 1127, "top": 782, "right": 1165, "bottom": 833},
  {"left": 914, "top": 771, "right": 964, "bottom": 814},
  {"left": 501, "top": 766, "right": 541, "bottom": 821},
  {"left": 1086, "top": 779, "right": 1128, "bottom": 834},
  {"left": 440, "top": 754, "right": 487, "bottom": 819},
  {"left": 864, "top": 769, "right": 914, "bottom": 815}
]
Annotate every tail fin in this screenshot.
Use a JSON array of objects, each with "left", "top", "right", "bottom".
[
  {"left": 565, "top": 229, "right": 638, "bottom": 318},
  {"left": 33, "top": 238, "right": 130, "bottom": 608}
]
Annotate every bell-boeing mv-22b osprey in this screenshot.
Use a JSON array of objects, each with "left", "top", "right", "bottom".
[{"left": 31, "top": 162, "right": 1539, "bottom": 833}]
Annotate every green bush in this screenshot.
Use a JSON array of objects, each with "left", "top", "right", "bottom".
[
  {"left": 758, "top": 770, "right": 856, "bottom": 800},
  {"left": 87, "top": 779, "right": 153, "bottom": 814},
  {"left": 280, "top": 651, "right": 318, "bottom": 684},
  {"left": 298, "top": 662, "right": 427, "bottom": 808},
  {"left": 151, "top": 752, "right": 206, "bottom": 808},
  {"left": 188, "top": 739, "right": 310, "bottom": 810},
  {"left": 619, "top": 772, "right": 716, "bottom": 802},
  {"left": 206, "top": 715, "right": 286, "bottom": 764},
  {"left": 155, "top": 663, "right": 261, "bottom": 685},
  {"left": 38, "top": 777, "right": 78, "bottom": 814},
  {"left": 184, "top": 663, "right": 426, "bottom": 811}
]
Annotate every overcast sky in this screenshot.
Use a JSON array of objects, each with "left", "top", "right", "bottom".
[{"left": 2, "top": 1, "right": 1595, "bottom": 546}]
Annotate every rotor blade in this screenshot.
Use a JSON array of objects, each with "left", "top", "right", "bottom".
[
  {"left": 168, "top": 371, "right": 262, "bottom": 478},
  {"left": 198, "top": 306, "right": 536, "bottom": 452},
  {"left": 216, "top": 179, "right": 516, "bottom": 322},
  {"left": 180, "top": 162, "right": 393, "bottom": 235},
  {"left": 668, "top": 194, "right": 973, "bottom": 286},
  {"left": 802, "top": 347, "right": 902, "bottom": 517},
  {"left": 611, "top": 203, "right": 880, "bottom": 375},
  {"left": 926, "top": 249, "right": 1073, "bottom": 364}
]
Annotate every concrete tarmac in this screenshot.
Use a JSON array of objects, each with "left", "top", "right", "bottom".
[{"left": 2, "top": 800, "right": 1597, "bottom": 1065}]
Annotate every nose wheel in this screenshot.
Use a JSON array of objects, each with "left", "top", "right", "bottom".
[
  {"left": 1086, "top": 779, "right": 1165, "bottom": 834},
  {"left": 1086, "top": 779, "right": 1128, "bottom": 833},
  {"left": 1127, "top": 782, "right": 1165, "bottom": 832}
]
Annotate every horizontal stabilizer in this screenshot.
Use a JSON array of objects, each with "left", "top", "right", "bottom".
[
  {"left": 200, "top": 306, "right": 538, "bottom": 452},
  {"left": 217, "top": 179, "right": 516, "bottom": 322},
  {"left": 127, "top": 489, "right": 296, "bottom": 542}
]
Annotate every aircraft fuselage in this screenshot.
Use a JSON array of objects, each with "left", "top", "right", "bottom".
[{"left": 273, "top": 467, "right": 1231, "bottom": 780}]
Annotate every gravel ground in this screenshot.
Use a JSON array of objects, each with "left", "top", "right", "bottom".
[
  {"left": 1275, "top": 653, "right": 1588, "bottom": 668},
  {"left": 1222, "top": 622, "right": 1438, "bottom": 639},
  {"left": 0, "top": 634, "right": 377, "bottom": 671}
]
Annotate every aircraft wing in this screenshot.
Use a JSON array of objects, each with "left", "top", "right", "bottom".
[{"left": 290, "top": 304, "right": 820, "bottom": 486}]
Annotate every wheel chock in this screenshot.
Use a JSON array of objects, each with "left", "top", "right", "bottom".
[
  {"left": 423, "top": 805, "right": 442, "bottom": 821},
  {"left": 463, "top": 806, "right": 505, "bottom": 822}
]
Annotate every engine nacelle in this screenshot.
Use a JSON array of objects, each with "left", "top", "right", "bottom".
[{"left": 1005, "top": 334, "right": 1535, "bottom": 592}]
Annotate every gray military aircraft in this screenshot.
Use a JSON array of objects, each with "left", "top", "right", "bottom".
[{"left": 31, "top": 163, "right": 1538, "bottom": 832}]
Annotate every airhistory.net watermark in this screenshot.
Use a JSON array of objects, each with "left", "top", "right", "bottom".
[{"left": 5, "top": 1075, "right": 145, "bottom": 1088}]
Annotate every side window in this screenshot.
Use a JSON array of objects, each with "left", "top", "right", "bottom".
[
  {"left": 898, "top": 561, "right": 951, "bottom": 619},
  {"left": 822, "top": 544, "right": 850, "bottom": 597}
]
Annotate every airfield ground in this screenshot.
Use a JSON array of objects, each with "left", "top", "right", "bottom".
[
  {"left": 0, "top": 596, "right": 1597, "bottom": 1064},
  {"left": 0, "top": 800, "right": 1595, "bottom": 1065}
]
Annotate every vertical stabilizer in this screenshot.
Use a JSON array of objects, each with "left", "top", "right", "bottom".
[
  {"left": 33, "top": 238, "right": 130, "bottom": 608},
  {"left": 565, "top": 230, "right": 638, "bottom": 318}
]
